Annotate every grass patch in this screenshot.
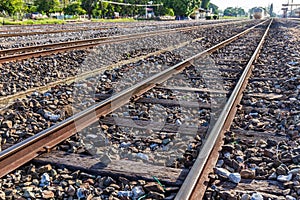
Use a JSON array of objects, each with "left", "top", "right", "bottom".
[
  {"left": 220, "top": 16, "right": 248, "bottom": 19},
  {"left": 1, "top": 18, "right": 65, "bottom": 25},
  {"left": 0, "top": 17, "right": 136, "bottom": 26},
  {"left": 91, "top": 18, "right": 136, "bottom": 23}
]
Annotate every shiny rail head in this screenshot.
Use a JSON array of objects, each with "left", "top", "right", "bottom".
[
  {"left": 174, "top": 19, "right": 273, "bottom": 200},
  {"left": 0, "top": 19, "right": 269, "bottom": 180}
]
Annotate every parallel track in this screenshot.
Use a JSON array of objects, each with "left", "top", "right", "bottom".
[
  {"left": 0, "top": 26, "right": 112, "bottom": 37},
  {"left": 0, "top": 36, "right": 204, "bottom": 109},
  {"left": 201, "top": 18, "right": 300, "bottom": 200},
  {"left": 0, "top": 20, "right": 249, "bottom": 63},
  {"left": 0, "top": 19, "right": 269, "bottom": 176},
  {"left": 0, "top": 19, "right": 243, "bottom": 36},
  {"left": 177, "top": 18, "right": 273, "bottom": 200},
  {"left": 0, "top": 19, "right": 273, "bottom": 199}
]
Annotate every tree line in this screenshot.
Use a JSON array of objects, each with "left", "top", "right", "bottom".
[
  {"left": 223, "top": 4, "right": 275, "bottom": 17},
  {"left": 223, "top": 7, "right": 246, "bottom": 17},
  {"left": 0, "top": 0, "right": 218, "bottom": 19}
]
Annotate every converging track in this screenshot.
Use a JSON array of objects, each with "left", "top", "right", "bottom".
[
  {"left": 0, "top": 20, "right": 249, "bottom": 63},
  {"left": 0, "top": 19, "right": 274, "bottom": 199},
  {"left": 202, "top": 19, "right": 300, "bottom": 200},
  {"left": 0, "top": 19, "right": 243, "bottom": 37},
  {"left": 0, "top": 19, "right": 260, "bottom": 105},
  {"left": 0, "top": 16, "right": 299, "bottom": 200}
]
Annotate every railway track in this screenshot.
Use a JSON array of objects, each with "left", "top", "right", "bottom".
[
  {"left": 0, "top": 19, "right": 272, "bottom": 199},
  {"left": 0, "top": 19, "right": 246, "bottom": 51},
  {"left": 0, "top": 20, "right": 263, "bottom": 146},
  {"left": 290, "top": 18, "right": 300, "bottom": 21},
  {"left": 0, "top": 19, "right": 262, "bottom": 117},
  {"left": 0, "top": 26, "right": 114, "bottom": 37},
  {"left": 0, "top": 30, "right": 188, "bottom": 63},
  {"left": 0, "top": 37, "right": 204, "bottom": 109},
  {"left": 0, "top": 19, "right": 243, "bottom": 36},
  {"left": 0, "top": 20, "right": 252, "bottom": 63},
  {"left": 202, "top": 19, "right": 300, "bottom": 200},
  {"left": 178, "top": 18, "right": 272, "bottom": 200}
]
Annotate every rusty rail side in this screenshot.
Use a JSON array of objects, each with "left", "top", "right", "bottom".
[
  {"left": 0, "top": 19, "right": 268, "bottom": 179},
  {"left": 0, "top": 19, "right": 246, "bottom": 36},
  {"left": 175, "top": 19, "right": 273, "bottom": 200},
  {"left": 0, "top": 19, "right": 250, "bottom": 59}
]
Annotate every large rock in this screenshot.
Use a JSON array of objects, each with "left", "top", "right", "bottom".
[
  {"left": 144, "top": 182, "right": 164, "bottom": 193},
  {"left": 240, "top": 169, "right": 255, "bottom": 179},
  {"left": 251, "top": 193, "right": 263, "bottom": 200},
  {"left": 42, "top": 191, "right": 54, "bottom": 199},
  {"left": 147, "top": 191, "right": 165, "bottom": 199},
  {"left": 38, "top": 164, "right": 52, "bottom": 173},
  {"left": 229, "top": 173, "right": 241, "bottom": 184},
  {"left": 0, "top": 190, "right": 5, "bottom": 200},
  {"left": 67, "top": 185, "right": 76, "bottom": 196},
  {"left": 2, "top": 120, "right": 13, "bottom": 128}
]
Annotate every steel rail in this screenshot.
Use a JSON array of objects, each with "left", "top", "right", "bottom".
[
  {"left": 0, "top": 22, "right": 168, "bottom": 35},
  {"left": 0, "top": 22, "right": 183, "bottom": 36},
  {"left": 0, "top": 22, "right": 190, "bottom": 36},
  {"left": 0, "top": 27, "right": 195, "bottom": 63},
  {"left": 175, "top": 18, "right": 273, "bottom": 200},
  {"left": 0, "top": 19, "right": 250, "bottom": 59},
  {"left": 0, "top": 19, "right": 268, "bottom": 178},
  {"left": 0, "top": 21, "right": 248, "bottom": 57},
  {"left": 0, "top": 37, "right": 205, "bottom": 109},
  {"left": 0, "top": 22, "right": 187, "bottom": 36},
  {"left": 0, "top": 19, "right": 245, "bottom": 36},
  {"left": 289, "top": 18, "right": 300, "bottom": 22},
  {"left": 0, "top": 28, "right": 163, "bottom": 56},
  {"left": 0, "top": 24, "right": 145, "bottom": 34},
  {"left": 0, "top": 27, "right": 113, "bottom": 37}
]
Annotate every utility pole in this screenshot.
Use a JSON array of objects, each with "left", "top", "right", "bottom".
[
  {"left": 145, "top": 5, "right": 147, "bottom": 18},
  {"left": 291, "top": 0, "right": 293, "bottom": 17},
  {"left": 282, "top": 0, "right": 300, "bottom": 17},
  {"left": 145, "top": 1, "right": 153, "bottom": 18}
]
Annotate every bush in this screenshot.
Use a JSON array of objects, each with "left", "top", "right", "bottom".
[
  {"left": 64, "top": 2, "right": 86, "bottom": 15},
  {"left": 205, "top": 16, "right": 211, "bottom": 20},
  {"left": 165, "top": 8, "right": 174, "bottom": 16}
]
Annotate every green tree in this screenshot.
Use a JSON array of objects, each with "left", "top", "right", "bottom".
[
  {"left": 168, "top": 0, "right": 186, "bottom": 16},
  {"left": 0, "top": 0, "right": 26, "bottom": 16},
  {"left": 117, "top": 0, "right": 136, "bottom": 17},
  {"left": 209, "top": 2, "right": 218, "bottom": 14},
  {"left": 60, "top": 0, "right": 70, "bottom": 10},
  {"left": 268, "top": 3, "right": 275, "bottom": 17},
  {"left": 224, "top": 7, "right": 245, "bottom": 17},
  {"left": 165, "top": 7, "right": 174, "bottom": 16},
  {"left": 162, "top": 0, "right": 201, "bottom": 17},
  {"left": 269, "top": 3, "right": 273, "bottom": 15},
  {"left": 81, "top": 0, "right": 96, "bottom": 19},
  {"left": 201, "top": 0, "right": 209, "bottom": 9},
  {"left": 236, "top": 7, "right": 245, "bottom": 16},
  {"left": 106, "top": 3, "right": 115, "bottom": 17},
  {"left": 34, "top": 0, "right": 61, "bottom": 16},
  {"left": 64, "top": 1, "right": 86, "bottom": 15},
  {"left": 28, "top": 5, "right": 37, "bottom": 13},
  {"left": 98, "top": 1, "right": 108, "bottom": 18},
  {"left": 224, "top": 7, "right": 234, "bottom": 16},
  {"left": 76, "top": 0, "right": 205, "bottom": 18}
]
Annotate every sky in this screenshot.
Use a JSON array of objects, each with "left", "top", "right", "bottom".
[{"left": 210, "top": 0, "right": 300, "bottom": 14}]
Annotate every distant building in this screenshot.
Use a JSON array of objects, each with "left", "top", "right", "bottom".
[
  {"left": 291, "top": 7, "right": 300, "bottom": 17},
  {"left": 190, "top": 8, "right": 211, "bottom": 19}
]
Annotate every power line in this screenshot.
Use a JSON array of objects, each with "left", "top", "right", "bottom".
[{"left": 100, "top": 0, "right": 162, "bottom": 7}]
